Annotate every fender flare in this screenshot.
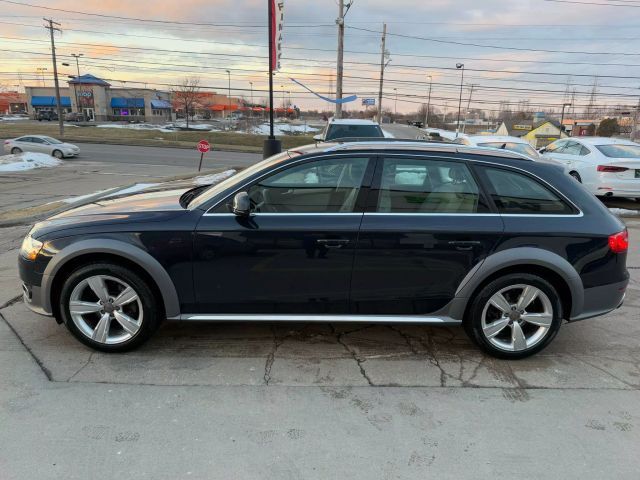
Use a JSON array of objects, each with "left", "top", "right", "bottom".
[
  {"left": 41, "top": 239, "right": 180, "bottom": 318},
  {"left": 445, "top": 247, "right": 584, "bottom": 320}
]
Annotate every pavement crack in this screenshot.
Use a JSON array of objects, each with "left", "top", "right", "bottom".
[
  {"left": 0, "top": 309, "right": 52, "bottom": 381},
  {"left": 331, "top": 324, "right": 374, "bottom": 386},
  {"left": 0, "top": 294, "right": 23, "bottom": 311},
  {"left": 68, "top": 352, "right": 95, "bottom": 382}
]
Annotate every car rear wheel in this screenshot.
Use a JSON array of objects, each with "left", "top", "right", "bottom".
[
  {"left": 464, "top": 273, "right": 562, "bottom": 359},
  {"left": 10, "top": 147, "right": 22, "bottom": 154},
  {"left": 52, "top": 149, "right": 64, "bottom": 159},
  {"left": 569, "top": 171, "right": 582, "bottom": 182},
  {"left": 58, "top": 262, "right": 161, "bottom": 352}
]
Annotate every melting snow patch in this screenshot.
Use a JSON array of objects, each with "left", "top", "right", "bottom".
[
  {"left": 252, "top": 123, "right": 318, "bottom": 135},
  {"left": 0, "top": 152, "right": 62, "bottom": 172},
  {"left": 382, "top": 129, "right": 395, "bottom": 138},
  {"left": 194, "top": 169, "right": 237, "bottom": 185}
]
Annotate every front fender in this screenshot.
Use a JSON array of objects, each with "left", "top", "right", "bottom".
[{"left": 40, "top": 238, "right": 181, "bottom": 318}]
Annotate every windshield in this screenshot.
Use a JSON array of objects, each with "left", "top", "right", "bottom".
[
  {"left": 188, "top": 151, "right": 296, "bottom": 209},
  {"left": 595, "top": 144, "right": 640, "bottom": 158},
  {"left": 41, "top": 136, "right": 63, "bottom": 144},
  {"left": 326, "top": 124, "right": 383, "bottom": 140},
  {"left": 478, "top": 141, "right": 539, "bottom": 158}
]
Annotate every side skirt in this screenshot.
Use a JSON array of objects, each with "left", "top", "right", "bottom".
[{"left": 168, "top": 314, "right": 462, "bottom": 325}]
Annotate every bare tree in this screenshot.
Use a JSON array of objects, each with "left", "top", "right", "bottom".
[{"left": 172, "top": 77, "right": 200, "bottom": 129}]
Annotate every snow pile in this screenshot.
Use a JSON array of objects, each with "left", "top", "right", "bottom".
[
  {"left": 0, "top": 152, "right": 62, "bottom": 172},
  {"left": 194, "top": 169, "right": 237, "bottom": 185},
  {"left": 382, "top": 129, "right": 395, "bottom": 138},
  {"left": 0, "top": 115, "right": 29, "bottom": 121},
  {"left": 252, "top": 123, "right": 318, "bottom": 136},
  {"left": 609, "top": 208, "right": 640, "bottom": 217},
  {"left": 97, "top": 123, "right": 176, "bottom": 133},
  {"left": 173, "top": 123, "right": 218, "bottom": 131}
]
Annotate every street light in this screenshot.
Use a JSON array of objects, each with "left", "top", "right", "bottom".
[
  {"left": 70, "top": 53, "right": 84, "bottom": 119},
  {"left": 560, "top": 102, "right": 571, "bottom": 138},
  {"left": 225, "top": 69, "right": 231, "bottom": 117},
  {"left": 393, "top": 88, "right": 398, "bottom": 119},
  {"left": 455, "top": 63, "right": 464, "bottom": 138},
  {"left": 249, "top": 81, "right": 254, "bottom": 118},
  {"left": 425, "top": 74, "right": 432, "bottom": 128}
]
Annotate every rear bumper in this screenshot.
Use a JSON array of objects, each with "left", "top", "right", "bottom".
[{"left": 569, "top": 277, "right": 629, "bottom": 322}]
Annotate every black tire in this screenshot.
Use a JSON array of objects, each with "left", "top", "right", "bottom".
[
  {"left": 569, "top": 171, "right": 582, "bottom": 183},
  {"left": 52, "top": 149, "right": 64, "bottom": 159},
  {"left": 464, "top": 273, "right": 563, "bottom": 359},
  {"left": 58, "top": 262, "right": 161, "bottom": 352},
  {"left": 10, "top": 147, "right": 22, "bottom": 154}
]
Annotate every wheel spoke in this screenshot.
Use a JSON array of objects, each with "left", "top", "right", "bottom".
[
  {"left": 511, "top": 322, "right": 527, "bottom": 351},
  {"left": 92, "top": 313, "right": 112, "bottom": 343},
  {"left": 113, "top": 311, "right": 140, "bottom": 335},
  {"left": 113, "top": 287, "right": 138, "bottom": 308},
  {"left": 516, "top": 286, "right": 539, "bottom": 311},
  {"left": 489, "top": 293, "right": 512, "bottom": 313},
  {"left": 521, "top": 312, "right": 553, "bottom": 328},
  {"left": 483, "top": 318, "right": 510, "bottom": 338},
  {"left": 69, "top": 300, "right": 102, "bottom": 315},
  {"left": 87, "top": 276, "right": 109, "bottom": 303}
]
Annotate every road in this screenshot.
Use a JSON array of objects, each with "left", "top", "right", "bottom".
[{"left": 71, "top": 142, "right": 262, "bottom": 168}]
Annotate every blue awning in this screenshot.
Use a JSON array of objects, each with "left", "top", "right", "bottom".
[
  {"left": 110, "top": 97, "right": 145, "bottom": 108},
  {"left": 31, "top": 96, "right": 71, "bottom": 107},
  {"left": 150, "top": 99, "right": 172, "bottom": 109}
]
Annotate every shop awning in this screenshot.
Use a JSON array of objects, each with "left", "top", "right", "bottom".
[
  {"left": 31, "top": 96, "right": 71, "bottom": 107},
  {"left": 110, "top": 97, "right": 144, "bottom": 108},
  {"left": 150, "top": 99, "right": 172, "bottom": 109}
]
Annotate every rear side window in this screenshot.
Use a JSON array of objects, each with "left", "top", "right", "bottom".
[
  {"left": 376, "top": 158, "right": 487, "bottom": 214},
  {"left": 481, "top": 166, "right": 575, "bottom": 215}
]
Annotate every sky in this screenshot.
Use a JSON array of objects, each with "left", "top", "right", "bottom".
[{"left": 1, "top": 0, "right": 640, "bottom": 117}]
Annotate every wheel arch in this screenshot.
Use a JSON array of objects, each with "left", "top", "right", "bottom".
[
  {"left": 447, "top": 247, "right": 584, "bottom": 321},
  {"left": 44, "top": 239, "right": 180, "bottom": 320}
]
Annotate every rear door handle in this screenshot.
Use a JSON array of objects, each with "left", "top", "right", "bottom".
[
  {"left": 317, "top": 239, "right": 350, "bottom": 249},
  {"left": 448, "top": 240, "right": 482, "bottom": 250}
]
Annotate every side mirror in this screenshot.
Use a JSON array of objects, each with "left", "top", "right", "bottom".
[
  {"left": 232, "top": 191, "right": 251, "bottom": 216},
  {"left": 313, "top": 134, "right": 323, "bottom": 142}
]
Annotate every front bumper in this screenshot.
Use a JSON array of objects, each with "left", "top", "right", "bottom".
[
  {"left": 569, "top": 277, "right": 629, "bottom": 322},
  {"left": 21, "top": 281, "right": 51, "bottom": 316}
]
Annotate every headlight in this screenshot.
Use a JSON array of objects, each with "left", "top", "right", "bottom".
[{"left": 20, "top": 236, "right": 43, "bottom": 261}]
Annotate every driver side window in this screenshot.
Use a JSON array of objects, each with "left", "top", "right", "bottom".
[{"left": 247, "top": 157, "right": 370, "bottom": 213}]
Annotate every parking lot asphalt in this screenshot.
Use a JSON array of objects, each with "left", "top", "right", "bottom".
[{"left": 1, "top": 136, "right": 640, "bottom": 478}]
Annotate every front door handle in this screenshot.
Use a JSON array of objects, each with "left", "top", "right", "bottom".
[
  {"left": 317, "top": 239, "right": 350, "bottom": 249},
  {"left": 448, "top": 240, "right": 482, "bottom": 251}
]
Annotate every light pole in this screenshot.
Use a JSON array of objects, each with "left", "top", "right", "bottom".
[
  {"left": 281, "top": 84, "right": 285, "bottom": 111},
  {"left": 249, "top": 81, "right": 254, "bottom": 118},
  {"left": 455, "top": 63, "right": 464, "bottom": 138},
  {"left": 70, "top": 53, "right": 83, "bottom": 119},
  {"left": 225, "top": 69, "right": 231, "bottom": 118},
  {"left": 425, "top": 74, "right": 432, "bottom": 128},
  {"left": 560, "top": 102, "right": 571, "bottom": 139}
]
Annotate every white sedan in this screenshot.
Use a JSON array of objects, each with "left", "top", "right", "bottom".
[
  {"left": 453, "top": 135, "right": 540, "bottom": 159},
  {"left": 540, "top": 137, "right": 640, "bottom": 199},
  {"left": 3, "top": 135, "right": 80, "bottom": 159}
]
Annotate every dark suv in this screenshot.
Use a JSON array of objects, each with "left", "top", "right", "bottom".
[{"left": 18, "top": 141, "right": 629, "bottom": 358}]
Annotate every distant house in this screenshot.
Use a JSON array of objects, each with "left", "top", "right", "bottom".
[
  {"left": 523, "top": 120, "right": 563, "bottom": 148},
  {"left": 495, "top": 120, "right": 533, "bottom": 138},
  {"left": 561, "top": 119, "right": 599, "bottom": 137}
]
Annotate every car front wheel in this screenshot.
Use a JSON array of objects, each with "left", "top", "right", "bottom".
[
  {"left": 52, "top": 150, "right": 64, "bottom": 159},
  {"left": 464, "top": 273, "right": 562, "bottom": 359},
  {"left": 58, "top": 262, "right": 161, "bottom": 352}
]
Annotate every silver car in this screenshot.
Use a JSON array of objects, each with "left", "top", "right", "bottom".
[{"left": 3, "top": 135, "right": 80, "bottom": 159}]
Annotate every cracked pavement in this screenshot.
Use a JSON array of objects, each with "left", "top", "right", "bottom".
[{"left": 1, "top": 159, "right": 640, "bottom": 478}]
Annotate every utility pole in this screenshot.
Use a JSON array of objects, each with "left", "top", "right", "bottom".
[
  {"left": 462, "top": 83, "right": 475, "bottom": 134},
  {"left": 559, "top": 102, "right": 571, "bottom": 139},
  {"left": 632, "top": 91, "right": 640, "bottom": 141},
  {"left": 225, "top": 69, "right": 231, "bottom": 118},
  {"left": 424, "top": 74, "right": 432, "bottom": 128},
  {"left": 376, "top": 22, "right": 387, "bottom": 124},
  {"left": 249, "top": 81, "right": 254, "bottom": 118},
  {"left": 71, "top": 53, "right": 83, "bottom": 120},
  {"left": 44, "top": 18, "right": 63, "bottom": 136},
  {"left": 335, "top": 0, "right": 345, "bottom": 118},
  {"left": 455, "top": 63, "right": 464, "bottom": 138}
]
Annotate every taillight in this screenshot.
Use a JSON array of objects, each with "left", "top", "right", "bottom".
[
  {"left": 598, "top": 165, "right": 628, "bottom": 172},
  {"left": 3, "top": 140, "right": 10, "bottom": 144},
  {"left": 609, "top": 230, "right": 628, "bottom": 253}
]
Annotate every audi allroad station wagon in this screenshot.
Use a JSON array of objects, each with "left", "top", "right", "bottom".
[{"left": 19, "top": 140, "right": 629, "bottom": 359}]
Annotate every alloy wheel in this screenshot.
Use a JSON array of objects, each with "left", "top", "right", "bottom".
[
  {"left": 53, "top": 150, "right": 63, "bottom": 159},
  {"left": 480, "top": 284, "right": 553, "bottom": 352},
  {"left": 68, "top": 274, "right": 143, "bottom": 345}
]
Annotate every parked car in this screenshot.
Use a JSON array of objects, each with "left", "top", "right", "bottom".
[
  {"left": 36, "top": 111, "right": 58, "bottom": 121},
  {"left": 313, "top": 118, "right": 384, "bottom": 141},
  {"left": 540, "top": 137, "right": 640, "bottom": 199},
  {"left": 4, "top": 135, "right": 80, "bottom": 159},
  {"left": 455, "top": 135, "right": 540, "bottom": 159},
  {"left": 65, "top": 112, "right": 84, "bottom": 122},
  {"left": 19, "top": 141, "right": 628, "bottom": 358}
]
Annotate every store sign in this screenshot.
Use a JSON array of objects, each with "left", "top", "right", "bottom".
[
  {"left": 512, "top": 124, "right": 532, "bottom": 130},
  {"left": 270, "top": 0, "right": 284, "bottom": 71},
  {"left": 362, "top": 98, "right": 376, "bottom": 106},
  {"left": 78, "top": 86, "right": 94, "bottom": 108}
]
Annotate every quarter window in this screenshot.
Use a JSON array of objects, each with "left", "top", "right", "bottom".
[
  {"left": 481, "top": 167, "right": 574, "bottom": 215},
  {"left": 247, "top": 157, "right": 369, "bottom": 213},
  {"left": 376, "top": 158, "right": 485, "bottom": 213}
]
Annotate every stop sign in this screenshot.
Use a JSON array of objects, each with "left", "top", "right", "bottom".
[{"left": 197, "top": 140, "right": 211, "bottom": 153}]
